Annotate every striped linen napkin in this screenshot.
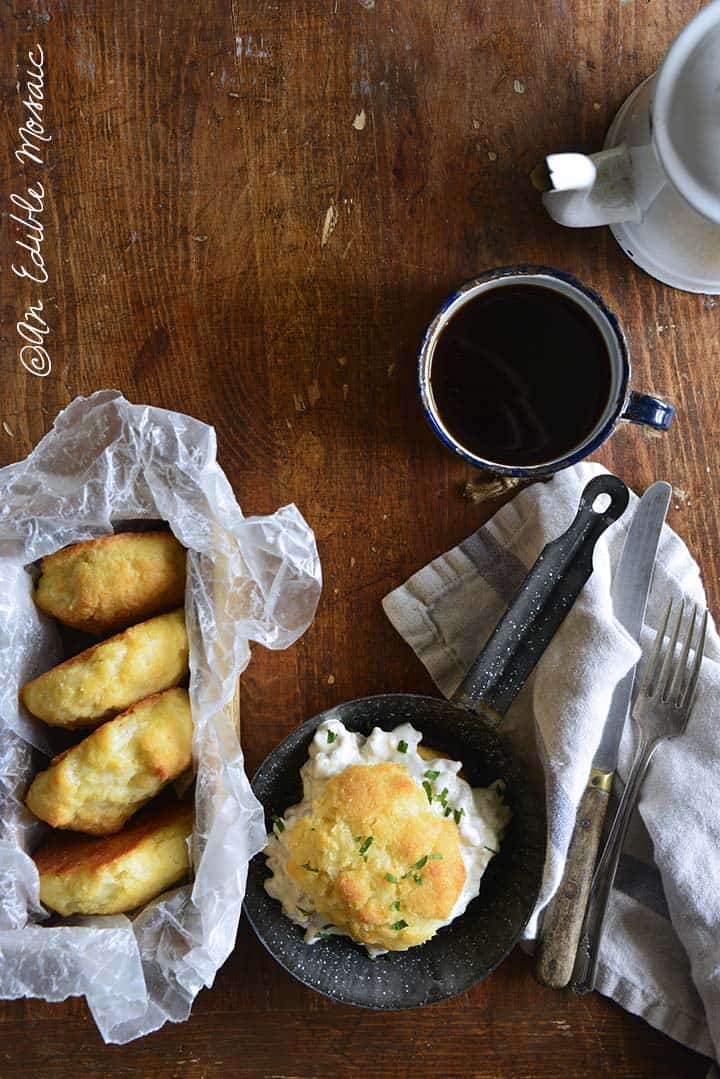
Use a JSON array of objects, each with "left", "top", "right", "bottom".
[{"left": 383, "top": 461, "right": 719, "bottom": 1066}]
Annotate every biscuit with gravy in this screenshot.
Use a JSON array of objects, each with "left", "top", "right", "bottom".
[{"left": 285, "top": 762, "right": 466, "bottom": 951}]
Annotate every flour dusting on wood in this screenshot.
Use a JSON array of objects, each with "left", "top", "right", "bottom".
[
  {"left": 235, "top": 34, "right": 270, "bottom": 59},
  {"left": 321, "top": 203, "right": 338, "bottom": 246}
]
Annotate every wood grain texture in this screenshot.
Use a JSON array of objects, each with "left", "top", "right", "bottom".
[
  {"left": 0, "top": 0, "right": 715, "bottom": 1075},
  {"left": 535, "top": 779, "right": 611, "bottom": 990}
]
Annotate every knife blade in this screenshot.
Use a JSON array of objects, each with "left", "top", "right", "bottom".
[
  {"left": 593, "top": 480, "right": 672, "bottom": 773},
  {"left": 535, "top": 480, "right": 671, "bottom": 989}
]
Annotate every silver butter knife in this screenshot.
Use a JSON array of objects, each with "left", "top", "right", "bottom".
[{"left": 535, "top": 480, "right": 671, "bottom": 989}]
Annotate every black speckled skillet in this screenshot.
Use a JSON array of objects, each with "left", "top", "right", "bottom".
[{"left": 244, "top": 475, "right": 629, "bottom": 1008}]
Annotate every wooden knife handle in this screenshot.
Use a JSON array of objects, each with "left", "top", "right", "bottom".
[{"left": 535, "top": 769, "right": 612, "bottom": 989}]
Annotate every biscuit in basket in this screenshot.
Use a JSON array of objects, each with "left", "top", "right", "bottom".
[
  {"left": 33, "top": 531, "right": 187, "bottom": 634},
  {"left": 20, "top": 608, "right": 189, "bottom": 728},
  {"left": 34, "top": 799, "right": 194, "bottom": 916},
  {"left": 25, "top": 688, "right": 193, "bottom": 834}
]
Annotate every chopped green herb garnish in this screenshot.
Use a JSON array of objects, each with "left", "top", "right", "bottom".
[
  {"left": 302, "top": 862, "right": 319, "bottom": 873},
  {"left": 297, "top": 906, "right": 311, "bottom": 916},
  {"left": 385, "top": 873, "right": 399, "bottom": 884},
  {"left": 398, "top": 740, "right": 408, "bottom": 753},
  {"left": 390, "top": 919, "right": 408, "bottom": 931},
  {"left": 436, "top": 787, "right": 449, "bottom": 806},
  {"left": 317, "top": 932, "right": 333, "bottom": 941},
  {"left": 483, "top": 845, "right": 499, "bottom": 855},
  {"left": 401, "top": 853, "right": 442, "bottom": 882},
  {"left": 444, "top": 806, "right": 452, "bottom": 817},
  {"left": 423, "top": 769, "right": 440, "bottom": 781},
  {"left": 353, "top": 835, "right": 362, "bottom": 843},
  {"left": 453, "top": 807, "right": 465, "bottom": 825},
  {"left": 271, "top": 815, "right": 285, "bottom": 833},
  {"left": 326, "top": 730, "right": 337, "bottom": 744},
  {"left": 358, "top": 836, "right": 374, "bottom": 856},
  {"left": 391, "top": 900, "right": 401, "bottom": 911},
  {"left": 422, "top": 781, "right": 433, "bottom": 804}
]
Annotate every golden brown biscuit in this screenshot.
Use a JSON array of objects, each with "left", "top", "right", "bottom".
[
  {"left": 26, "top": 688, "right": 193, "bottom": 834},
  {"left": 20, "top": 609, "right": 189, "bottom": 728},
  {"left": 34, "top": 799, "right": 193, "bottom": 916},
  {"left": 34, "top": 531, "right": 186, "bottom": 634},
  {"left": 285, "top": 763, "right": 466, "bottom": 951}
]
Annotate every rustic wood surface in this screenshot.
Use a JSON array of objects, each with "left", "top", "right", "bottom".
[{"left": 0, "top": 0, "right": 716, "bottom": 1075}]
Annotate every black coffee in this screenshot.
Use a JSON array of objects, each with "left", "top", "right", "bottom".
[{"left": 429, "top": 285, "right": 612, "bottom": 467}]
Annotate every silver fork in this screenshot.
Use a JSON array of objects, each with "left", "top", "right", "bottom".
[{"left": 571, "top": 598, "right": 708, "bottom": 993}]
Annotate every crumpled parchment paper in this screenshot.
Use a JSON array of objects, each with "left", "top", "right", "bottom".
[{"left": 0, "top": 390, "right": 322, "bottom": 1043}]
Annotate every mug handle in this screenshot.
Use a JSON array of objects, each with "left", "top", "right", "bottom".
[{"left": 622, "top": 391, "right": 675, "bottom": 431}]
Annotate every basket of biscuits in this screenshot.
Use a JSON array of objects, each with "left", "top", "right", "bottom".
[{"left": 0, "top": 391, "right": 321, "bottom": 1043}]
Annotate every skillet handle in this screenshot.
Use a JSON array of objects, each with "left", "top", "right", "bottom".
[{"left": 451, "top": 474, "right": 629, "bottom": 723}]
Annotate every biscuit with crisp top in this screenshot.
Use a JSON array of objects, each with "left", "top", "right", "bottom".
[
  {"left": 33, "top": 531, "right": 186, "bottom": 635},
  {"left": 34, "top": 799, "right": 193, "bottom": 916},
  {"left": 285, "top": 762, "right": 466, "bottom": 951},
  {"left": 25, "top": 687, "right": 193, "bottom": 835},
  {"left": 20, "top": 608, "right": 189, "bottom": 729}
]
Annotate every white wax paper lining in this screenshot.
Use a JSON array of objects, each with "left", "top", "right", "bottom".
[{"left": 0, "top": 390, "right": 322, "bottom": 1043}]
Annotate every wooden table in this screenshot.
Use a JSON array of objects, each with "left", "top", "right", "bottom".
[{"left": 1, "top": 0, "right": 716, "bottom": 1075}]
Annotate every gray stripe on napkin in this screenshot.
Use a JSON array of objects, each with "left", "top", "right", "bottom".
[
  {"left": 616, "top": 852, "right": 670, "bottom": 920},
  {"left": 459, "top": 531, "right": 528, "bottom": 601},
  {"left": 535, "top": 727, "right": 577, "bottom": 853},
  {"left": 546, "top": 782, "right": 577, "bottom": 854}
]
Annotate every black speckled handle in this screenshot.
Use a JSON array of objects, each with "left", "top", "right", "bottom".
[{"left": 451, "top": 474, "right": 629, "bottom": 723}]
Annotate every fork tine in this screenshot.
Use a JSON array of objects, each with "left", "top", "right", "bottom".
[
  {"left": 641, "top": 599, "right": 673, "bottom": 695},
  {"left": 668, "top": 605, "right": 697, "bottom": 705},
  {"left": 681, "top": 609, "right": 708, "bottom": 719},
  {"left": 659, "top": 599, "right": 685, "bottom": 699}
]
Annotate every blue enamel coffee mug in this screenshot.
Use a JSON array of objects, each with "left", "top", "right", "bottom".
[{"left": 418, "top": 266, "right": 674, "bottom": 477}]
